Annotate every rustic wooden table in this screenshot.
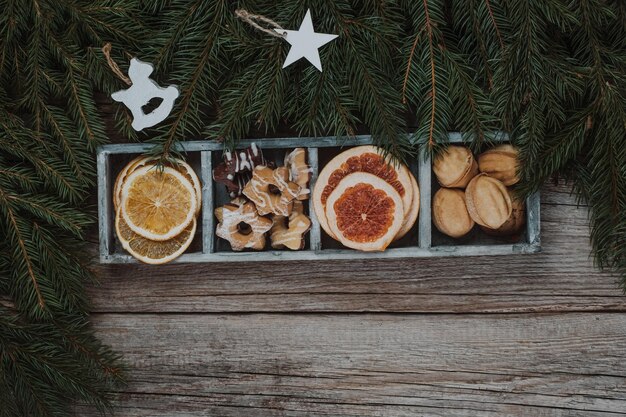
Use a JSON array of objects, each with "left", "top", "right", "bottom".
[{"left": 79, "top": 182, "right": 626, "bottom": 416}]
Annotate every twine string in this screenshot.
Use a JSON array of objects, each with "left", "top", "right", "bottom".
[
  {"left": 102, "top": 43, "right": 132, "bottom": 86},
  {"left": 235, "top": 9, "right": 286, "bottom": 38}
]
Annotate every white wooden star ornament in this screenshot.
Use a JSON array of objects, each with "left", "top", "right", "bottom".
[
  {"left": 111, "top": 58, "right": 179, "bottom": 131},
  {"left": 274, "top": 9, "right": 338, "bottom": 72}
]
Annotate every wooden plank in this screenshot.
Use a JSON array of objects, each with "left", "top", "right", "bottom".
[
  {"left": 86, "top": 184, "right": 624, "bottom": 313},
  {"left": 539, "top": 182, "right": 584, "bottom": 207},
  {"left": 76, "top": 313, "right": 626, "bottom": 416}
]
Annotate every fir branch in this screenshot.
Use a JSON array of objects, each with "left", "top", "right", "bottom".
[
  {"left": 0, "top": 194, "right": 46, "bottom": 313},
  {"left": 403, "top": 0, "right": 495, "bottom": 153},
  {"left": 484, "top": 0, "right": 504, "bottom": 49},
  {"left": 212, "top": 46, "right": 285, "bottom": 148},
  {"left": 402, "top": 27, "right": 424, "bottom": 105},
  {"left": 146, "top": 0, "right": 229, "bottom": 159},
  {"left": 0, "top": 1, "right": 139, "bottom": 414},
  {"left": 0, "top": 116, "right": 84, "bottom": 203},
  {"left": 450, "top": 0, "right": 504, "bottom": 89},
  {"left": 160, "top": 25, "right": 220, "bottom": 158},
  {"left": 325, "top": 1, "right": 408, "bottom": 158},
  {"left": 492, "top": 0, "right": 579, "bottom": 169},
  {"left": 0, "top": 164, "right": 40, "bottom": 193},
  {"left": 5, "top": 194, "right": 90, "bottom": 238},
  {"left": 423, "top": 0, "right": 437, "bottom": 149},
  {"left": 0, "top": 307, "right": 125, "bottom": 416},
  {"left": 40, "top": 105, "right": 93, "bottom": 187}
]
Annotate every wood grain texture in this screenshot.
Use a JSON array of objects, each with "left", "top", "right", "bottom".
[
  {"left": 86, "top": 182, "right": 624, "bottom": 314},
  {"left": 76, "top": 313, "right": 626, "bottom": 417},
  {"left": 84, "top": 97, "right": 626, "bottom": 417}
]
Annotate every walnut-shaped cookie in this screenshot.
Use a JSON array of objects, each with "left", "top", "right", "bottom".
[
  {"left": 478, "top": 144, "right": 520, "bottom": 186},
  {"left": 270, "top": 201, "right": 311, "bottom": 250},
  {"left": 433, "top": 146, "right": 479, "bottom": 188},
  {"left": 243, "top": 166, "right": 300, "bottom": 216},
  {"left": 215, "top": 202, "right": 273, "bottom": 251},
  {"left": 465, "top": 174, "right": 512, "bottom": 229},
  {"left": 432, "top": 188, "right": 475, "bottom": 238},
  {"left": 481, "top": 190, "right": 526, "bottom": 236},
  {"left": 284, "top": 148, "right": 311, "bottom": 200}
]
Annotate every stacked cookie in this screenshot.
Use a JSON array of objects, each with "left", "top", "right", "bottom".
[
  {"left": 213, "top": 146, "right": 312, "bottom": 251},
  {"left": 312, "top": 146, "right": 419, "bottom": 252},
  {"left": 432, "top": 144, "right": 525, "bottom": 238},
  {"left": 114, "top": 156, "right": 201, "bottom": 264}
]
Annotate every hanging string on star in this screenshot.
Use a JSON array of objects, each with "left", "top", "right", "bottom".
[
  {"left": 235, "top": 9, "right": 338, "bottom": 72},
  {"left": 235, "top": 9, "right": 287, "bottom": 39}
]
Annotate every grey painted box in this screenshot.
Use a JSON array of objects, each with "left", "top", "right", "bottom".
[{"left": 97, "top": 134, "right": 540, "bottom": 263}]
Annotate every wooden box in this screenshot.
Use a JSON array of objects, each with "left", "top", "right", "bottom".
[{"left": 97, "top": 134, "right": 540, "bottom": 263}]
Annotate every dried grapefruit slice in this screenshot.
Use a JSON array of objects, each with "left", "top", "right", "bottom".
[
  {"left": 116, "top": 209, "right": 196, "bottom": 265},
  {"left": 394, "top": 170, "right": 420, "bottom": 241},
  {"left": 121, "top": 165, "right": 197, "bottom": 241},
  {"left": 313, "top": 146, "right": 412, "bottom": 239},
  {"left": 325, "top": 173, "right": 404, "bottom": 251}
]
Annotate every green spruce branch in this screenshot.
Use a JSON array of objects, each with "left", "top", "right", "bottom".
[{"left": 0, "top": 0, "right": 141, "bottom": 415}]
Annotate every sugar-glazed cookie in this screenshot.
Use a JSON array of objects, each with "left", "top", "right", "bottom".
[
  {"left": 243, "top": 166, "right": 300, "bottom": 216},
  {"left": 284, "top": 148, "right": 311, "bottom": 200},
  {"left": 270, "top": 201, "right": 311, "bottom": 250},
  {"left": 215, "top": 202, "right": 273, "bottom": 251},
  {"left": 213, "top": 143, "right": 267, "bottom": 198}
]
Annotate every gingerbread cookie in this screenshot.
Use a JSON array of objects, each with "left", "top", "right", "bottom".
[
  {"left": 270, "top": 201, "right": 311, "bottom": 250},
  {"left": 229, "top": 196, "right": 248, "bottom": 207},
  {"left": 213, "top": 143, "right": 267, "bottom": 198},
  {"left": 284, "top": 148, "right": 311, "bottom": 200},
  {"left": 215, "top": 201, "right": 273, "bottom": 251},
  {"left": 243, "top": 166, "right": 300, "bottom": 216}
]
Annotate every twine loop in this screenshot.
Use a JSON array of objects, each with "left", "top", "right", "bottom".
[
  {"left": 235, "top": 9, "right": 286, "bottom": 38},
  {"left": 102, "top": 43, "right": 131, "bottom": 86}
]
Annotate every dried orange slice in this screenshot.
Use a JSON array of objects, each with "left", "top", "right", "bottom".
[
  {"left": 171, "top": 159, "right": 202, "bottom": 215},
  {"left": 113, "top": 156, "right": 154, "bottom": 210},
  {"left": 114, "top": 157, "right": 202, "bottom": 215},
  {"left": 394, "top": 170, "right": 420, "bottom": 241},
  {"left": 325, "top": 173, "right": 404, "bottom": 251},
  {"left": 120, "top": 165, "right": 197, "bottom": 241},
  {"left": 116, "top": 209, "right": 196, "bottom": 264},
  {"left": 313, "top": 146, "right": 413, "bottom": 239}
]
